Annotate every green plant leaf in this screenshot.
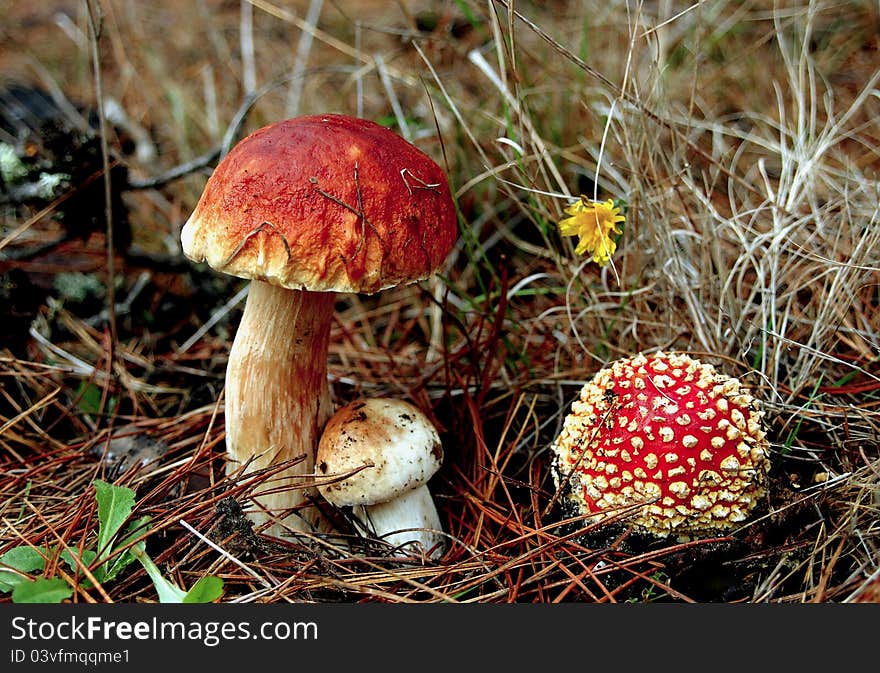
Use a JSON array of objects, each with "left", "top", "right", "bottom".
[
  {"left": 130, "top": 541, "right": 223, "bottom": 604},
  {"left": 102, "top": 515, "right": 152, "bottom": 583},
  {"left": 93, "top": 480, "right": 136, "bottom": 559},
  {"left": 129, "top": 542, "right": 187, "bottom": 603},
  {"left": 12, "top": 577, "right": 73, "bottom": 604},
  {"left": 59, "top": 547, "right": 98, "bottom": 571},
  {"left": 0, "top": 546, "right": 48, "bottom": 592},
  {"left": 74, "top": 380, "right": 106, "bottom": 416},
  {"left": 182, "top": 575, "right": 224, "bottom": 604},
  {"left": 114, "top": 515, "right": 152, "bottom": 549},
  {"left": 59, "top": 548, "right": 101, "bottom": 586}
]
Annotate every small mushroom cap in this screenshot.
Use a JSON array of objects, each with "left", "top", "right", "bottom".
[
  {"left": 551, "top": 351, "right": 771, "bottom": 537},
  {"left": 181, "top": 114, "right": 457, "bottom": 294},
  {"left": 316, "top": 398, "right": 443, "bottom": 506}
]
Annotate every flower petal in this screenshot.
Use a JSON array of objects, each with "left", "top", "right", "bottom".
[{"left": 558, "top": 216, "right": 582, "bottom": 236}]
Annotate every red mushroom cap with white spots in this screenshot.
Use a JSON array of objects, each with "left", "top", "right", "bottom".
[{"left": 550, "top": 351, "right": 771, "bottom": 537}]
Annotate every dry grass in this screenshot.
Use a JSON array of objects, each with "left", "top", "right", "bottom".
[{"left": 1, "top": 0, "right": 878, "bottom": 603}]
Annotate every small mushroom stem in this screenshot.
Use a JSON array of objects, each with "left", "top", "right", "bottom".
[
  {"left": 353, "top": 485, "right": 445, "bottom": 558},
  {"left": 225, "top": 279, "right": 335, "bottom": 534}
]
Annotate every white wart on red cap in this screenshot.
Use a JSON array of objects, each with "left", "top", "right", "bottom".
[{"left": 551, "top": 351, "right": 771, "bottom": 537}]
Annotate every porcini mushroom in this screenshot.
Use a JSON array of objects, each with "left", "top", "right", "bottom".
[
  {"left": 550, "top": 351, "right": 771, "bottom": 538},
  {"left": 316, "top": 398, "right": 445, "bottom": 558},
  {"left": 180, "top": 115, "right": 457, "bottom": 534}
]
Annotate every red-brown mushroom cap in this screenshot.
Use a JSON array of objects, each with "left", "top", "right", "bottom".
[
  {"left": 181, "top": 114, "right": 458, "bottom": 294},
  {"left": 550, "top": 351, "right": 771, "bottom": 537}
]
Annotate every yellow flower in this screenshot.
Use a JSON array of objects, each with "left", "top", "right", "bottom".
[{"left": 558, "top": 197, "right": 625, "bottom": 266}]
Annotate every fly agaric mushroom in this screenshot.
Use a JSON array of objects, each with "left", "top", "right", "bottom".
[
  {"left": 180, "top": 115, "right": 457, "bottom": 534},
  {"left": 315, "top": 398, "right": 445, "bottom": 558},
  {"left": 550, "top": 351, "right": 771, "bottom": 538}
]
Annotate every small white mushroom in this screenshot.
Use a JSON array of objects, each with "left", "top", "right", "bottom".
[{"left": 316, "top": 398, "right": 445, "bottom": 558}]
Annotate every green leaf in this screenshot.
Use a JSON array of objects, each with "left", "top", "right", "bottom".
[
  {"left": 115, "top": 515, "right": 152, "bottom": 549},
  {"left": 59, "top": 547, "right": 98, "bottom": 571},
  {"left": 93, "top": 480, "right": 136, "bottom": 559},
  {"left": 129, "top": 542, "right": 187, "bottom": 603},
  {"left": 102, "top": 516, "right": 151, "bottom": 583},
  {"left": 12, "top": 577, "right": 73, "bottom": 604},
  {"left": 130, "top": 541, "right": 223, "bottom": 604},
  {"left": 0, "top": 546, "right": 47, "bottom": 592},
  {"left": 59, "top": 548, "right": 101, "bottom": 585},
  {"left": 182, "top": 575, "right": 224, "bottom": 604},
  {"left": 74, "top": 380, "right": 106, "bottom": 416},
  {"left": 1, "top": 546, "right": 47, "bottom": 571}
]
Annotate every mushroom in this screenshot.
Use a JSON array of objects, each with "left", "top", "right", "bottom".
[
  {"left": 180, "top": 115, "right": 457, "bottom": 534},
  {"left": 316, "top": 398, "right": 445, "bottom": 558},
  {"left": 550, "top": 351, "right": 771, "bottom": 538}
]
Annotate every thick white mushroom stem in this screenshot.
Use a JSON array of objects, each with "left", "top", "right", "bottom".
[
  {"left": 353, "top": 485, "right": 444, "bottom": 558},
  {"left": 225, "top": 280, "right": 334, "bottom": 534}
]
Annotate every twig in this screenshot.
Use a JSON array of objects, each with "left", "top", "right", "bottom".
[
  {"left": 240, "top": 0, "right": 256, "bottom": 95},
  {"left": 84, "top": 0, "right": 118, "bottom": 408},
  {"left": 127, "top": 76, "right": 289, "bottom": 191},
  {"left": 375, "top": 52, "right": 410, "bottom": 141},
  {"left": 127, "top": 148, "right": 220, "bottom": 191},
  {"left": 285, "top": 0, "right": 324, "bottom": 117},
  {"left": 178, "top": 519, "right": 275, "bottom": 590},
  {"left": 177, "top": 284, "right": 250, "bottom": 354},
  {"left": 220, "top": 221, "right": 292, "bottom": 268}
]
